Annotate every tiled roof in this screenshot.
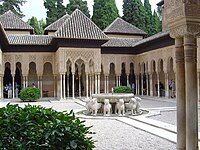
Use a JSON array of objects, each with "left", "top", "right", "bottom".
[
  {"left": 7, "top": 35, "right": 53, "bottom": 45},
  {"left": 56, "top": 9, "right": 108, "bottom": 40},
  {"left": 132, "top": 31, "right": 169, "bottom": 47},
  {"left": 102, "top": 38, "right": 139, "bottom": 47},
  {"left": 104, "top": 17, "right": 146, "bottom": 35},
  {"left": 44, "top": 14, "right": 70, "bottom": 32},
  {"left": 0, "top": 10, "right": 34, "bottom": 31}
]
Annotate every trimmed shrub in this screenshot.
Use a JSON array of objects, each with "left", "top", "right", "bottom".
[
  {"left": 0, "top": 104, "right": 95, "bottom": 150},
  {"left": 113, "top": 86, "right": 132, "bottom": 93},
  {"left": 19, "top": 87, "right": 41, "bottom": 101}
]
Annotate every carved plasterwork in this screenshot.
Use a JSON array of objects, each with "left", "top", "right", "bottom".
[
  {"left": 15, "top": 55, "right": 22, "bottom": 62},
  {"left": 3, "top": 55, "right": 11, "bottom": 62},
  {"left": 29, "top": 55, "right": 36, "bottom": 62},
  {"left": 43, "top": 56, "right": 52, "bottom": 63}
]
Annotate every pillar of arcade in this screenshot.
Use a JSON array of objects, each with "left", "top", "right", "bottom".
[{"left": 165, "top": 1, "right": 200, "bottom": 149}]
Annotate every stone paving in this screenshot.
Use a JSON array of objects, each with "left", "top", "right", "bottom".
[{"left": 0, "top": 96, "right": 180, "bottom": 149}]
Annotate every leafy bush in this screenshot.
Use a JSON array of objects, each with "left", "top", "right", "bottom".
[
  {"left": 0, "top": 104, "right": 95, "bottom": 150},
  {"left": 113, "top": 86, "right": 132, "bottom": 93},
  {"left": 19, "top": 87, "right": 41, "bottom": 101}
]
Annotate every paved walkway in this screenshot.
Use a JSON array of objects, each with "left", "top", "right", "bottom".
[{"left": 0, "top": 96, "right": 198, "bottom": 149}]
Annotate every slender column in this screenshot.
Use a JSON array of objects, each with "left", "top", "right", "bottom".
[
  {"left": 149, "top": 73, "right": 153, "bottom": 96},
  {"left": 63, "top": 74, "right": 66, "bottom": 99},
  {"left": 72, "top": 73, "right": 75, "bottom": 99},
  {"left": 92, "top": 74, "right": 94, "bottom": 95},
  {"left": 198, "top": 72, "right": 200, "bottom": 101},
  {"left": 60, "top": 74, "right": 63, "bottom": 100},
  {"left": 0, "top": 76, "right": 2, "bottom": 99},
  {"left": 118, "top": 76, "right": 121, "bottom": 86},
  {"left": 89, "top": 75, "right": 92, "bottom": 96},
  {"left": 165, "top": 73, "right": 169, "bottom": 97},
  {"left": 67, "top": 74, "right": 69, "bottom": 98},
  {"left": 127, "top": 75, "right": 129, "bottom": 86},
  {"left": 79, "top": 74, "right": 81, "bottom": 97},
  {"left": 95, "top": 74, "right": 98, "bottom": 94},
  {"left": 37, "top": 77, "right": 39, "bottom": 88},
  {"left": 141, "top": 75, "right": 143, "bottom": 96},
  {"left": 23, "top": 76, "right": 26, "bottom": 88},
  {"left": 40, "top": 76, "right": 43, "bottom": 98},
  {"left": 98, "top": 74, "right": 100, "bottom": 94},
  {"left": 146, "top": 74, "right": 149, "bottom": 96},
  {"left": 54, "top": 75, "right": 56, "bottom": 98},
  {"left": 104, "top": 75, "right": 107, "bottom": 93},
  {"left": 86, "top": 73, "right": 89, "bottom": 98},
  {"left": 184, "top": 36, "right": 198, "bottom": 150},
  {"left": 136, "top": 75, "right": 138, "bottom": 95},
  {"left": 175, "top": 37, "right": 186, "bottom": 150},
  {"left": 12, "top": 76, "right": 14, "bottom": 99},
  {"left": 106, "top": 76, "right": 109, "bottom": 93},
  {"left": 25, "top": 76, "right": 28, "bottom": 88},
  {"left": 157, "top": 74, "right": 160, "bottom": 97}
]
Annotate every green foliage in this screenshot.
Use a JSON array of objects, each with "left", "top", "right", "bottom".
[
  {"left": 27, "top": 17, "right": 46, "bottom": 34},
  {"left": 123, "top": 0, "right": 146, "bottom": 32},
  {"left": 44, "top": 0, "right": 66, "bottom": 26},
  {"left": 152, "top": 10, "right": 162, "bottom": 35},
  {"left": 113, "top": 86, "right": 132, "bottom": 93},
  {"left": 0, "top": 104, "right": 95, "bottom": 149},
  {"left": 144, "top": 0, "right": 153, "bottom": 36},
  {"left": 19, "top": 87, "right": 41, "bottom": 102},
  {"left": 66, "top": 0, "right": 90, "bottom": 18},
  {"left": 0, "top": 0, "right": 26, "bottom": 17},
  {"left": 92, "top": 0, "right": 119, "bottom": 30}
]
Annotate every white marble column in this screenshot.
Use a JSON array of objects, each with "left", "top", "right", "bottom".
[
  {"left": 79, "top": 74, "right": 81, "bottom": 97},
  {"left": 104, "top": 75, "right": 107, "bottom": 93},
  {"left": 141, "top": 75, "right": 143, "bottom": 96},
  {"left": 72, "top": 73, "right": 75, "bottom": 99},
  {"left": 106, "top": 76, "right": 109, "bottom": 93},
  {"left": 175, "top": 37, "right": 186, "bottom": 150},
  {"left": 67, "top": 74, "right": 69, "bottom": 98},
  {"left": 157, "top": 74, "right": 160, "bottom": 97},
  {"left": 60, "top": 74, "right": 63, "bottom": 100},
  {"left": 0, "top": 76, "right": 3, "bottom": 99},
  {"left": 95, "top": 74, "right": 98, "bottom": 94},
  {"left": 136, "top": 75, "right": 138, "bottom": 95},
  {"left": 63, "top": 74, "right": 66, "bottom": 99},
  {"left": 12, "top": 76, "right": 14, "bottom": 99},
  {"left": 89, "top": 75, "right": 92, "bottom": 96},
  {"left": 92, "top": 74, "right": 94, "bottom": 95},
  {"left": 184, "top": 35, "right": 198, "bottom": 150},
  {"left": 127, "top": 75, "right": 129, "bottom": 86},
  {"left": 118, "top": 76, "right": 120, "bottom": 86},
  {"left": 26, "top": 76, "right": 28, "bottom": 88},
  {"left": 54, "top": 75, "right": 56, "bottom": 98},
  {"left": 165, "top": 73, "right": 169, "bottom": 97},
  {"left": 146, "top": 74, "right": 149, "bottom": 96},
  {"left": 198, "top": 72, "right": 200, "bottom": 101},
  {"left": 98, "top": 74, "right": 100, "bottom": 94},
  {"left": 86, "top": 73, "right": 89, "bottom": 98},
  {"left": 23, "top": 76, "right": 26, "bottom": 88},
  {"left": 149, "top": 73, "right": 153, "bottom": 96}
]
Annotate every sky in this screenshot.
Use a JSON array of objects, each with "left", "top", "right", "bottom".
[{"left": 21, "top": 0, "right": 161, "bottom": 21}]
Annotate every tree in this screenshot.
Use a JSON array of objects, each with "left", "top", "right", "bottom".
[
  {"left": 66, "top": 0, "right": 90, "bottom": 18},
  {"left": 0, "top": 0, "right": 26, "bottom": 17},
  {"left": 44, "top": 0, "right": 66, "bottom": 26},
  {"left": 92, "top": 0, "right": 119, "bottom": 30},
  {"left": 152, "top": 10, "right": 162, "bottom": 35},
  {"left": 144, "top": 0, "right": 152, "bottom": 36},
  {"left": 123, "top": 0, "right": 146, "bottom": 32},
  {"left": 27, "top": 17, "right": 46, "bottom": 34}
]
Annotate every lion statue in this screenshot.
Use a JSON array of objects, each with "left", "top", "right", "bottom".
[
  {"left": 115, "top": 99, "right": 125, "bottom": 116},
  {"left": 85, "top": 98, "right": 101, "bottom": 115},
  {"left": 103, "top": 99, "right": 112, "bottom": 116},
  {"left": 125, "top": 97, "right": 137, "bottom": 115}
]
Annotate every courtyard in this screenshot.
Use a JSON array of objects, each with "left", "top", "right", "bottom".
[{"left": 0, "top": 96, "right": 189, "bottom": 150}]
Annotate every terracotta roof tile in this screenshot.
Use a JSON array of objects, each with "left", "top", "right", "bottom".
[
  {"left": 55, "top": 9, "right": 108, "bottom": 40},
  {"left": 104, "top": 17, "right": 146, "bottom": 35},
  {"left": 7, "top": 35, "right": 53, "bottom": 45},
  {"left": 0, "top": 10, "right": 34, "bottom": 31},
  {"left": 44, "top": 14, "right": 70, "bottom": 32}
]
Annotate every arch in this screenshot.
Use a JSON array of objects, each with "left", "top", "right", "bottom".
[
  {"left": 28, "top": 62, "right": 38, "bottom": 87},
  {"left": 42, "top": 62, "right": 54, "bottom": 97},
  {"left": 158, "top": 59, "right": 165, "bottom": 97},
  {"left": 14, "top": 62, "right": 22, "bottom": 98},
  {"left": 120, "top": 62, "right": 127, "bottom": 86},
  {"left": 129, "top": 62, "right": 136, "bottom": 94},
  {"left": 100, "top": 64, "right": 105, "bottom": 93},
  {"left": 109, "top": 63, "right": 115, "bottom": 92},
  {"left": 167, "top": 57, "right": 175, "bottom": 98},
  {"left": 3, "top": 62, "right": 12, "bottom": 98}
]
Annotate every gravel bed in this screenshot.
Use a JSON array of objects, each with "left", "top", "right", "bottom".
[
  {"left": 140, "top": 99, "right": 176, "bottom": 108},
  {"left": 83, "top": 119, "right": 176, "bottom": 150}
]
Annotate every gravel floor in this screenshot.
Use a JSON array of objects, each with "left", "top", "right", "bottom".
[
  {"left": 140, "top": 99, "right": 176, "bottom": 108},
  {"left": 83, "top": 119, "right": 176, "bottom": 150}
]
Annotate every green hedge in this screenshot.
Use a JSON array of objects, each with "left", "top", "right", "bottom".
[
  {"left": 19, "top": 87, "right": 41, "bottom": 102},
  {"left": 0, "top": 104, "right": 95, "bottom": 150},
  {"left": 113, "top": 86, "right": 132, "bottom": 93}
]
